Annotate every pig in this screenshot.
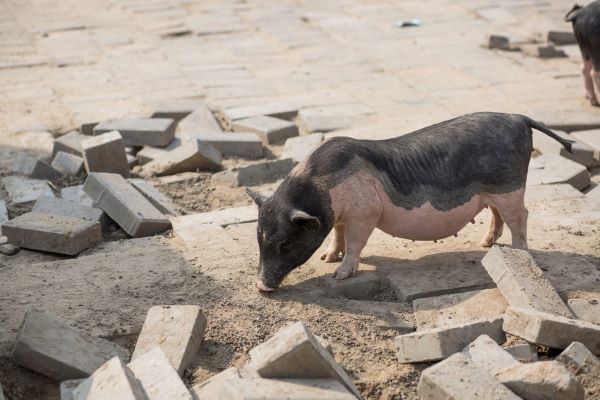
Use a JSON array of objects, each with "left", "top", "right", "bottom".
[
  {"left": 566, "top": 1, "right": 600, "bottom": 106},
  {"left": 247, "top": 112, "right": 574, "bottom": 292}
]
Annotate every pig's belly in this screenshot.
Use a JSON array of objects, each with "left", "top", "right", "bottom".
[{"left": 377, "top": 194, "right": 485, "bottom": 241}]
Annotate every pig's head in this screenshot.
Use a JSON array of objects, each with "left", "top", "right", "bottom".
[{"left": 246, "top": 184, "right": 333, "bottom": 292}]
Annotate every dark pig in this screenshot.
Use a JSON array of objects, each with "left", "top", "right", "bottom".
[{"left": 247, "top": 113, "right": 574, "bottom": 292}]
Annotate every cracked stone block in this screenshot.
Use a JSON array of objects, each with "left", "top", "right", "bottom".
[
  {"left": 1, "top": 176, "right": 55, "bottom": 205},
  {"left": 32, "top": 195, "right": 110, "bottom": 234},
  {"left": 72, "top": 357, "right": 146, "bottom": 400},
  {"left": 481, "top": 246, "right": 573, "bottom": 317},
  {"left": 128, "top": 348, "right": 191, "bottom": 400},
  {"left": 93, "top": 118, "right": 176, "bottom": 147},
  {"left": 82, "top": 131, "right": 130, "bottom": 177},
  {"left": 12, "top": 153, "right": 62, "bottom": 180},
  {"left": 532, "top": 129, "right": 595, "bottom": 166},
  {"left": 323, "top": 271, "right": 380, "bottom": 300},
  {"left": 180, "top": 132, "right": 263, "bottom": 158},
  {"left": 528, "top": 154, "right": 590, "bottom": 190},
  {"left": 12, "top": 309, "right": 129, "bottom": 381},
  {"left": 51, "top": 151, "right": 84, "bottom": 175},
  {"left": 219, "top": 103, "right": 297, "bottom": 130},
  {"left": 282, "top": 133, "right": 324, "bottom": 163},
  {"left": 571, "top": 129, "right": 600, "bottom": 161},
  {"left": 53, "top": 131, "right": 87, "bottom": 156},
  {"left": 212, "top": 159, "right": 294, "bottom": 187},
  {"left": 128, "top": 179, "right": 176, "bottom": 215},
  {"left": 505, "top": 343, "right": 538, "bottom": 362},
  {"left": 141, "top": 139, "right": 222, "bottom": 176},
  {"left": 176, "top": 104, "right": 222, "bottom": 133},
  {"left": 462, "top": 334, "right": 518, "bottom": 376},
  {"left": 132, "top": 305, "right": 207, "bottom": 376},
  {"left": 233, "top": 115, "right": 298, "bottom": 145},
  {"left": 61, "top": 185, "right": 94, "bottom": 207}
]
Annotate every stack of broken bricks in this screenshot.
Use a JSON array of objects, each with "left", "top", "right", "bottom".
[
  {"left": 0, "top": 101, "right": 326, "bottom": 256},
  {"left": 9, "top": 306, "right": 361, "bottom": 399},
  {"left": 485, "top": 28, "right": 578, "bottom": 59}
]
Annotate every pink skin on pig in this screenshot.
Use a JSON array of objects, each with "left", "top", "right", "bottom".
[
  {"left": 322, "top": 172, "right": 528, "bottom": 280},
  {"left": 582, "top": 60, "right": 599, "bottom": 106}
]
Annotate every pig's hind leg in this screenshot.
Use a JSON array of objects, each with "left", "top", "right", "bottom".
[
  {"left": 479, "top": 206, "right": 504, "bottom": 247},
  {"left": 485, "top": 188, "right": 528, "bottom": 250},
  {"left": 582, "top": 60, "right": 599, "bottom": 106},
  {"left": 321, "top": 223, "right": 345, "bottom": 262}
]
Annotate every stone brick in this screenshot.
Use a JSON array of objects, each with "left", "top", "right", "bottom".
[
  {"left": 136, "top": 139, "right": 182, "bottom": 165},
  {"left": 170, "top": 220, "right": 239, "bottom": 249},
  {"left": 51, "top": 151, "right": 84, "bottom": 175},
  {"left": 567, "top": 293, "right": 600, "bottom": 325},
  {"left": 176, "top": 104, "right": 222, "bottom": 133},
  {"left": 180, "top": 132, "right": 263, "bottom": 158},
  {"left": 12, "top": 153, "right": 62, "bottom": 180},
  {"left": 503, "top": 307, "right": 600, "bottom": 353},
  {"left": 505, "top": 343, "right": 538, "bottom": 362},
  {"left": 141, "top": 139, "right": 222, "bottom": 176},
  {"left": 189, "top": 368, "right": 240, "bottom": 400},
  {"left": 462, "top": 334, "right": 518, "bottom": 376},
  {"left": 216, "top": 378, "right": 356, "bottom": 400},
  {"left": 12, "top": 309, "right": 129, "bottom": 381},
  {"left": 93, "top": 118, "right": 176, "bottom": 147},
  {"left": 532, "top": 129, "right": 595, "bottom": 166},
  {"left": 486, "top": 34, "right": 510, "bottom": 50},
  {"left": 72, "top": 357, "right": 146, "bottom": 400},
  {"left": 233, "top": 116, "right": 298, "bottom": 145},
  {"left": 132, "top": 305, "right": 207, "bottom": 376},
  {"left": 211, "top": 159, "right": 294, "bottom": 187},
  {"left": 83, "top": 173, "right": 170, "bottom": 237},
  {"left": 151, "top": 99, "right": 199, "bottom": 122},
  {"left": 570, "top": 129, "right": 600, "bottom": 161},
  {"left": 32, "top": 195, "right": 110, "bottom": 234},
  {"left": 247, "top": 321, "right": 361, "bottom": 398},
  {"left": 60, "top": 379, "right": 84, "bottom": 400},
  {"left": 298, "top": 115, "right": 353, "bottom": 134},
  {"left": 496, "top": 361, "right": 583, "bottom": 400},
  {"left": 557, "top": 342, "right": 600, "bottom": 370},
  {"left": 413, "top": 289, "right": 507, "bottom": 330},
  {"left": 128, "top": 179, "right": 176, "bottom": 215},
  {"left": 528, "top": 154, "right": 590, "bottom": 190},
  {"left": 61, "top": 185, "right": 94, "bottom": 207},
  {"left": 2, "top": 212, "right": 102, "bottom": 255},
  {"left": 1, "top": 176, "right": 54, "bottom": 205},
  {"left": 282, "top": 133, "right": 323, "bottom": 163},
  {"left": 82, "top": 131, "right": 130, "bottom": 177},
  {"left": 395, "top": 318, "right": 505, "bottom": 363},
  {"left": 521, "top": 44, "right": 567, "bottom": 58},
  {"left": 548, "top": 30, "right": 577, "bottom": 45},
  {"left": 219, "top": 103, "right": 297, "bottom": 130},
  {"left": 481, "top": 246, "right": 573, "bottom": 317},
  {"left": 417, "top": 352, "right": 520, "bottom": 400},
  {"left": 128, "top": 348, "right": 191, "bottom": 400},
  {"left": 52, "top": 131, "right": 86, "bottom": 156},
  {"left": 323, "top": 271, "right": 380, "bottom": 300}
]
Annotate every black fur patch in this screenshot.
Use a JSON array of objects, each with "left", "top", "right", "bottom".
[{"left": 569, "top": 1, "right": 600, "bottom": 69}]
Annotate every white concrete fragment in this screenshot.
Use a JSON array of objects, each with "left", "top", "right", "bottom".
[
  {"left": 505, "top": 343, "right": 538, "bottom": 362},
  {"left": 571, "top": 129, "right": 600, "bottom": 161},
  {"left": 73, "top": 357, "right": 147, "bottom": 400},
  {"left": 462, "top": 334, "right": 518, "bottom": 376},
  {"left": 217, "top": 378, "right": 357, "bottom": 400},
  {"left": 189, "top": 368, "right": 240, "bottom": 400},
  {"left": 128, "top": 348, "right": 191, "bottom": 400}
]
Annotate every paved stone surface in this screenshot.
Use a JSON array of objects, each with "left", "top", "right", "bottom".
[
  {"left": 52, "top": 131, "right": 86, "bottom": 157},
  {"left": 496, "top": 361, "right": 584, "bottom": 400},
  {"left": 82, "top": 130, "right": 130, "bottom": 177},
  {"left": 128, "top": 178, "right": 176, "bottom": 215},
  {"left": 12, "top": 309, "right": 128, "bottom": 381},
  {"left": 395, "top": 318, "right": 505, "bottom": 363},
  {"left": 128, "top": 347, "right": 191, "bottom": 400},
  {"left": 72, "top": 357, "right": 146, "bottom": 400},
  {"left": 481, "top": 245, "right": 573, "bottom": 317},
  {"left": 322, "top": 271, "right": 380, "bottom": 301},
  {"left": 571, "top": 129, "right": 600, "bottom": 162},
  {"left": 61, "top": 185, "right": 94, "bottom": 207},
  {"left": 176, "top": 104, "right": 222, "bottom": 133},
  {"left": 12, "top": 153, "right": 62, "bottom": 180},
  {"left": 51, "top": 151, "right": 84, "bottom": 175},
  {"left": 132, "top": 305, "right": 207, "bottom": 376},
  {"left": 212, "top": 158, "right": 294, "bottom": 187},
  {"left": 532, "top": 129, "right": 595, "bottom": 166},
  {"left": 83, "top": 173, "right": 170, "bottom": 237},
  {"left": 417, "top": 352, "right": 520, "bottom": 400},
  {"left": 1, "top": 176, "right": 54, "bottom": 205},
  {"left": 505, "top": 343, "right": 538, "bottom": 362},
  {"left": 181, "top": 132, "right": 264, "bottom": 158},
  {"left": 232, "top": 115, "right": 299, "bottom": 144},
  {"left": 282, "top": 133, "right": 324, "bottom": 163},
  {"left": 503, "top": 307, "right": 600, "bottom": 353},
  {"left": 462, "top": 334, "right": 518, "bottom": 376},
  {"left": 567, "top": 293, "right": 600, "bottom": 325},
  {"left": 528, "top": 154, "right": 591, "bottom": 190},
  {"left": 93, "top": 118, "right": 176, "bottom": 147},
  {"left": 219, "top": 103, "right": 297, "bottom": 130},
  {"left": 2, "top": 212, "right": 102, "bottom": 255},
  {"left": 141, "top": 139, "right": 222, "bottom": 176}
]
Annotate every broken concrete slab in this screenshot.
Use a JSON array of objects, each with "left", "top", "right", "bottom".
[
  {"left": 528, "top": 154, "right": 590, "bottom": 191},
  {"left": 93, "top": 118, "right": 176, "bottom": 147},
  {"left": 132, "top": 305, "right": 207, "bottom": 376},
  {"left": 2, "top": 212, "right": 102, "bottom": 255},
  {"left": 567, "top": 293, "right": 600, "bottom": 325},
  {"left": 548, "top": 30, "right": 577, "bottom": 45},
  {"left": 136, "top": 138, "right": 182, "bottom": 165},
  {"left": 83, "top": 173, "right": 170, "bottom": 237},
  {"left": 1, "top": 176, "right": 55, "bottom": 205},
  {"left": 521, "top": 44, "right": 567, "bottom": 58},
  {"left": 12, "top": 309, "right": 129, "bottom": 381},
  {"left": 506, "top": 343, "right": 538, "bottom": 362},
  {"left": 395, "top": 318, "right": 505, "bottom": 363},
  {"left": 462, "top": 334, "right": 518, "bottom": 376},
  {"left": 282, "top": 133, "right": 323, "bottom": 163},
  {"left": 52, "top": 131, "right": 86, "bottom": 156},
  {"left": 211, "top": 158, "right": 294, "bottom": 187},
  {"left": 176, "top": 104, "right": 222, "bottom": 133},
  {"left": 217, "top": 378, "right": 357, "bottom": 400},
  {"left": 61, "top": 185, "right": 94, "bottom": 207},
  {"left": 481, "top": 246, "right": 573, "bottom": 317},
  {"left": 232, "top": 115, "right": 299, "bottom": 144},
  {"left": 417, "top": 352, "right": 520, "bottom": 400},
  {"left": 51, "top": 151, "right": 84, "bottom": 176},
  {"left": 413, "top": 288, "right": 507, "bottom": 330},
  {"left": 219, "top": 103, "right": 297, "bottom": 130},
  {"left": 180, "top": 132, "right": 263, "bottom": 158},
  {"left": 247, "top": 321, "right": 361, "bottom": 398},
  {"left": 128, "top": 179, "right": 176, "bottom": 215},
  {"left": 72, "top": 357, "right": 146, "bottom": 400},
  {"left": 496, "top": 361, "right": 584, "bottom": 400},
  {"left": 570, "top": 129, "right": 600, "bottom": 161},
  {"left": 82, "top": 130, "right": 130, "bottom": 177},
  {"left": 190, "top": 367, "right": 240, "bottom": 400},
  {"left": 128, "top": 347, "right": 191, "bottom": 400},
  {"left": 171, "top": 205, "right": 257, "bottom": 228},
  {"left": 557, "top": 342, "right": 600, "bottom": 400},
  {"left": 532, "top": 129, "right": 595, "bottom": 167},
  {"left": 12, "top": 153, "right": 62, "bottom": 180},
  {"left": 503, "top": 307, "right": 600, "bottom": 353},
  {"left": 323, "top": 271, "right": 380, "bottom": 300},
  {"left": 32, "top": 195, "right": 110, "bottom": 234},
  {"left": 141, "top": 139, "right": 222, "bottom": 176},
  {"left": 525, "top": 183, "right": 584, "bottom": 204}
]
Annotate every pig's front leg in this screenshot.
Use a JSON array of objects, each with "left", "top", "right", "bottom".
[
  {"left": 321, "top": 223, "right": 345, "bottom": 262},
  {"left": 332, "top": 218, "right": 377, "bottom": 280}
]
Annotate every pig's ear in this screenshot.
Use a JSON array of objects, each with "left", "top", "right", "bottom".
[
  {"left": 246, "top": 188, "right": 269, "bottom": 207},
  {"left": 290, "top": 209, "right": 321, "bottom": 232}
]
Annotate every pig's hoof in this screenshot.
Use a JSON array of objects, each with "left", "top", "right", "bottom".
[
  {"left": 479, "top": 237, "right": 494, "bottom": 247},
  {"left": 320, "top": 250, "right": 343, "bottom": 263},
  {"left": 332, "top": 264, "right": 356, "bottom": 280}
]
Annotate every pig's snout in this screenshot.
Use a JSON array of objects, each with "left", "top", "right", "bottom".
[{"left": 256, "top": 281, "right": 275, "bottom": 292}]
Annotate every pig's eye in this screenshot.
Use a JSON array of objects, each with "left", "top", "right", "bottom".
[{"left": 279, "top": 240, "right": 291, "bottom": 251}]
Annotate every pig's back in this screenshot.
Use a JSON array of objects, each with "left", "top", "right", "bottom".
[{"left": 573, "top": 1, "right": 600, "bottom": 67}]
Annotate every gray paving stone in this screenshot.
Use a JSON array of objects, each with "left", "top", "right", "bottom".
[
  {"left": 128, "top": 179, "right": 176, "bottom": 215},
  {"left": 212, "top": 159, "right": 294, "bottom": 187},
  {"left": 51, "top": 151, "right": 84, "bottom": 175},
  {"left": 528, "top": 154, "right": 590, "bottom": 190},
  {"left": 12, "top": 153, "right": 62, "bottom": 180},
  {"left": 247, "top": 321, "right": 361, "bottom": 398},
  {"left": 93, "top": 118, "right": 176, "bottom": 147},
  {"left": 72, "top": 357, "right": 146, "bottom": 400},
  {"left": 505, "top": 344, "right": 538, "bottom": 362},
  {"left": 481, "top": 246, "right": 573, "bottom": 317},
  {"left": 216, "top": 378, "right": 356, "bottom": 400},
  {"left": 61, "top": 185, "right": 94, "bottom": 207},
  {"left": 298, "top": 114, "right": 353, "bottom": 134},
  {"left": 521, "top": 44, "right": 567, "bottom": 58},
  {"left": 462, "top": 334, "right": 518, "bottom": 376},
  {"left": 282, "top": 133, "right": 323, "bottom": 163},
  {"left": 532, "top": 130, "right": 595, "bottom": 167},
  {"left": 136, "top": 138, "right": 182, "bottom": 165},
  {"left": 52, "top": 131, "right": 86, "bottom": 156},
  {"left": 80, "top": 122, "right": 99, "bottom": 136},
  {"left": 180, "top": 132, "right": 263, "bottom": 158},
  {"left": 2, "top": 212, "right": 102, "bottom": 255},
  {"left": 82, "top": 131, "right": 130, "bottom": 177},
  {"left": 503, "top": 307, "right": 600, "bottom": 353},
  {"left": 232, "top": 115, "right": 298, "bottom": 144},
  {"left": 219, "top": 103, "right": 297, "bottom": 130},
  {"left": 323, "top": 271, "right": 380, "bottom": 300},
  {"left": 570, "top": 129, "right": 600, "bottom": 161},
  {"left": 496, "top": 361, "right": 583, "bottom": 400},
  {"left": 417, "top": 352, "right": 520, "bottom": 400},
  {"left": 60, "top": 379, "right": 84, "bottom": 400},
  {"left": 132, "top": 305, "right": 207, "bottom": 376},
  {"left": 141, "top": 139, "right": 222, "bottom": 176},
  {"left": 548, "top": 30, "right": 577, "bottom": 45},
  {"left": 395, "top": 318, "right": 505, "bottom": 363},
  {"left": 12, "top": 309, "right": 129, "bottom": 381},
  {"left": 32, "top": 195, "right": 110, "bottom": 234},
  {"left": 568, "top": 293, "right": 600, "bottom": 325},
  {"left": 83, "top": 173, "right": 170, "bottom": 237},
  {"left": 128, "top": 348, "right": 191, "bottom": 400},
  {"left": 176, "top": 104, "right": 222, "bottom": 133},
  {"left": 2, "top": 176, "right": 55, "bottom": 205}
]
